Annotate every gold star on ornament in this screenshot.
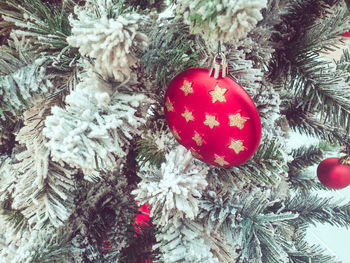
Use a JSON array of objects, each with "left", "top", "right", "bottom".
[
  {"left": 209, "top": 85, "right": 227, "bottom": 103},
  {"left": 181, "top": 109, "right": 194, "bottom": 122},
  {"left": 214, "top": 154, "right": 229, "bottom": 167},
  {"left": 229, "top": 113, "right": 248, "bottom": 129},
  {"left": 192, "top": 131, "right": 203, "bottom": 146},
  {"left": 204, "top": 114, "right": 220, "bottom": 129},
  {"left": 171, "top": 129, "right": 181, "bottom": 141},
  {"left": 180, "top": 80, "right": 193, "bottom": 96},
  {"left": 228, "top": 139, "right": 245, "bottom": 154},
  {"left": 165, "top": 99, "right": 174, "bottom": 112}
]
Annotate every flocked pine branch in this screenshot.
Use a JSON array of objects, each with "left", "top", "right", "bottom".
[
  {"left": 0, "top": 226, "right": 71, "bottom": 263},
  {"left": 124, "top": 0, "right": 166, "bottom": 12},
  {"left": 284, "top": 102, "right": 350, "bottom": 151},
  {"left": 142, "top": 19, "right": 202, "bottom": 89},
  {"left": 175, "top": 0, "right": 268, "bottom": 42},
  {"left": 288, "top": 145, "right": 327, "bottom": 191},
  {"left": 225, "top": 139, "right": 288, "bottom": 187},
  {"left": 235, "top": 189, "right": 298, "bottom": 263},
  {"left": 133, "top": 146, "right": 209, "bottom": 226},
  {"left": 43, "top": 71, "right": 152, "bottom": 180},
  {"left": 8, "top": 100, "right": 76, "bottom": 229},
  {"left": 289, "top": 145, "right": 323, "bottom": 170},
  {"left": 285, "top": 192, "right": 350, "bottom": 228},
  {"left": 289, "top": 52, "right": 350, "bottom": 133},
  {"left": 67, "top": 3, "right": 148, "bottom": 82},
  {"left": 68, "top": 171, "right": 136, "bottom": 263},
  {"left": 153, "top": 219, "right": 225, "bottom": 263},
  {"left": 0, "top": 63, "right": 51, "bottom": 121},
  {"left": 291, "top": 5, "right": 350, "bottom": 54},
  {"left": 336, "top": 48, "right": 350, "bottom": 72},
  {"left": 286, "top": 224, "right": 341, "bottom": 263},
  {"left": 0, "top": 37, "right": 32, "bottom": 75},
  {"left": 0, "top": 0, "right": 78, "bottom": 70},
  {"left": 136, "top": 127, "right": 176, "bottom": 169}
]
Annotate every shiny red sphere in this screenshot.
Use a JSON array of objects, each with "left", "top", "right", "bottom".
[
  {"left": 317, "top": 158, "right": 350, "bottom": 189},
  {"left": 164, "top": 67, "right": 261, "bottom": 167}
]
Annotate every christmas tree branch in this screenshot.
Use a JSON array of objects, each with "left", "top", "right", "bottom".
[
  {"left": 293, "top": 6, "right": 350, "bottom": 53},
  {"left": 336, "top": 48, "right": 350, "bottom": 72},
  {"left": 237, "top": 189, "right": 298, "bottom": 262},
  {"left": 285, "top": 192, "right": 350, "bottom": 227},
  {"left": 228, "top": 139, "right": 288, "bottom": 186},
  {"left": 289, "top": 145, "right": 323, "bottom": 170},
  {"left": 142, "top": 19, "right": 202, "bottom": 89},
  {"left": 0, "top": 0, "right": 77, "bottom": 70},
  {"left": 287, "top": 145, "right": 328, "bottom": 191},
  {"left": 287, "top": 224, "right": 341, "bottom": 263},
  {"left": 289, "top": 52, "right": 350, "bottom": 133},
  {"left": 0, "top": 64, "right": 50, "bottom": 120},
  {"left": 284, "top": 102, "right": 350, "bottom": 150}
]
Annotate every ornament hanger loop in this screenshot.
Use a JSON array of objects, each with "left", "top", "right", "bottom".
[{"left": 209, "top": 41, "right": 228, "bottom": 79}]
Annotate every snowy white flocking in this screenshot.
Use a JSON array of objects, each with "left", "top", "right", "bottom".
[
  {"left": 176, "top": 0, "right": 267, "bottom": 41},
  {"left": 67, "top": 9, "right": 148, "bottom": 81},
  {"left": 43, "top": 77, "right": 150, "bottom": 181},
  {"left": 132, "top": 146, "right": 209, "bottom": 226},
  {"left": 8, "top": 101, "right": 76, "bottom": 229}
]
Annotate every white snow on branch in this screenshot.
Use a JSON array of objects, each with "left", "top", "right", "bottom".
[
  {"left": 154, "top": 219, "right": 220, "bottom": 263},
  {"left": 67, "top": 8, "right": 148, "bottom": 81},
  {"left": 176, "top": 0, "right": 267, "bottom": 41},
  {"left": 9, "top": 100, "right": 76, "bottom": 229},
  {"left": 133, "top": 146, "right": 208, "bottom": 226},
  {"left": 43, "top": 75, "right": 151, "bottom": 180}
]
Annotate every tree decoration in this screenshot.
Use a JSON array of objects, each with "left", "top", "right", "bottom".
[
  {"left": 317, "top": 157, "right": 350, "bottom": 189},
  {"left": 164, "top": 59, "right": 261, "bottom": 168},
  {"left": 67, "top": 7, "right": 148, "bottom": 81},
  {"left": 134, "top": 203, "right": 151, "bottom": 235},
  {"left": 176, "top": 0, "right": 267, "bottom": 41}
]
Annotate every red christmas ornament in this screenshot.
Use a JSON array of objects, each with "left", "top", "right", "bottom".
[
  {"left": 133, "top": 203, "right": 152, "bottom": 263},
  {"left": 134, "top": 203, "right": 151, "bottom": 235},
  {"left": 341, "top": 32, "right": 350, "bottom": 42},
  {"left": 317, "top": 157, "right": 350, "bottom": 189},
  {"left": 164, "top": 67, "right": 261, "bottom": 167}
]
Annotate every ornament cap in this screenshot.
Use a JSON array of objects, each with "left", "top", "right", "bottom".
[
  {"left": 209, "top": 52, "right": 228, "bottom": 79},
  {"left": 339, "top": 155, "right": 350, "bottom": 165}
]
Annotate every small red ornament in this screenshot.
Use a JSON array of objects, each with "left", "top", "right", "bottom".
[
  {"left": 134, "top": 203, "right": 151, "bottom": 235},
  {"left": 317, "top": 157, "right": 350, "bottom": 189},
  {"left": 164, "top": 67, "right": 261, "bottom": 167},
  {"left": 133, "top": 203, "right": 152, "bottom": 263}
]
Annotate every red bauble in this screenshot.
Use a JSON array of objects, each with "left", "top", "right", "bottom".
[
  {"left": 164, "top": 67, "right": 261, "bottom": 167},
  {"left": 134, "top": 203, "right": 150, "bottom": 235},
  {"left": 317, "top": 158, "right": 350, "bottom": 189}
]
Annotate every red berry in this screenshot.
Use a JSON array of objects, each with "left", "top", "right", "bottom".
[{"left": 317, "top": 158, "right": 350, "bottom": 189}]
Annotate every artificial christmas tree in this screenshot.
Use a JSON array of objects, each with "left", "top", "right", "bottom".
[{"left": 1, "top": 0, "right": 350, "bottom": 262}]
